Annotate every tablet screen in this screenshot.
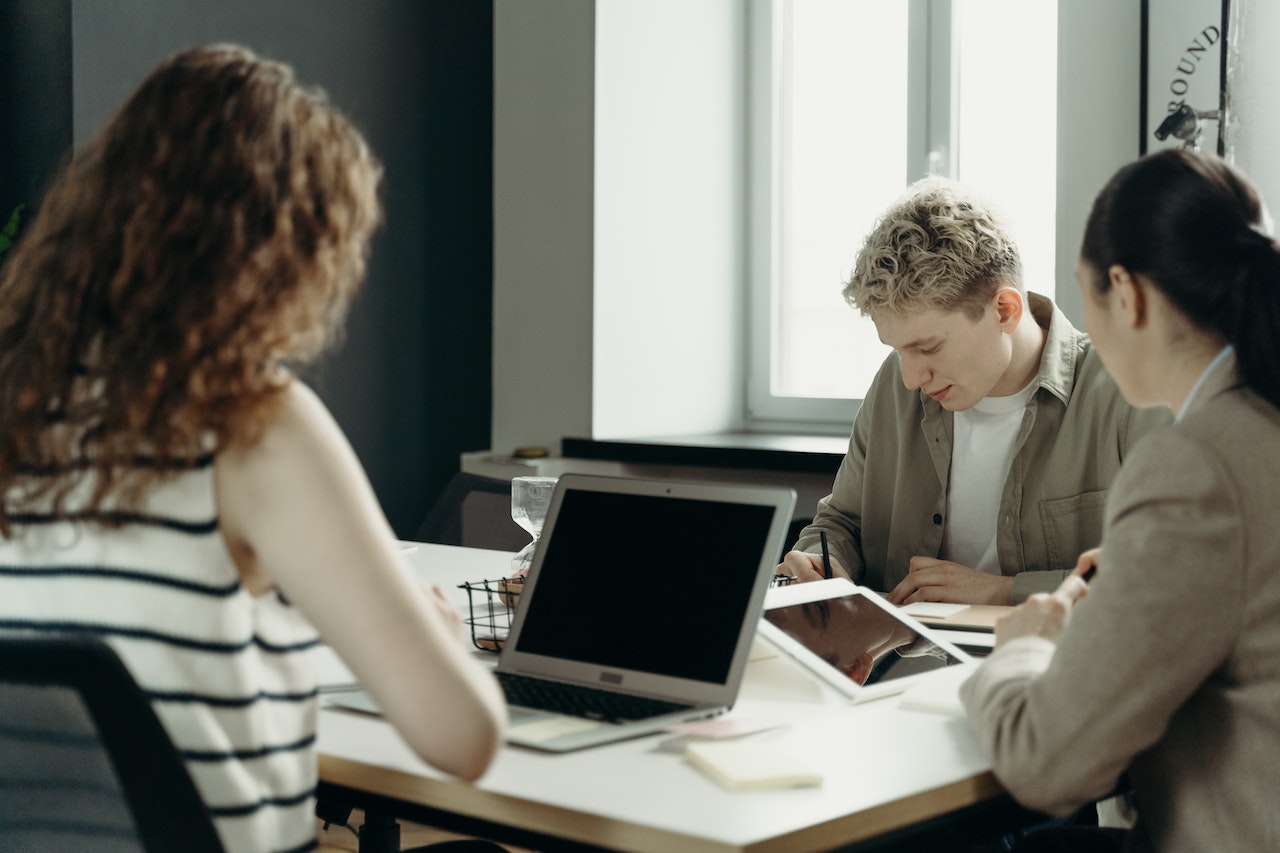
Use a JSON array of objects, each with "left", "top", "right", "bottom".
[{"left": 763, "top": 589, "right": 968, "bottom": 688}]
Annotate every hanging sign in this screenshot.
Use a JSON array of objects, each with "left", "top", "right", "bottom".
[{"left": 1142, "top": 0, "right": 1229, "bottom": 154}]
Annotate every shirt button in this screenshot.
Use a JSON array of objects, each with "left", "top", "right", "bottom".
[{"left": 932, "top": 513, "right": 943, "bottom": 525}]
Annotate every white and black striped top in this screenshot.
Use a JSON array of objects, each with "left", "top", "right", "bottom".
[{"left": 0, "top": 455, "right": 322, "bottom": 853}]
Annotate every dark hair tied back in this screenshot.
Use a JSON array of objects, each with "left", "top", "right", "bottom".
[
  {"left": 1081, "top": 149, "right": 1280, "bottom": 412},
  {"left": 1235, "top": 227, "right": 1276, "bottom": 253}
]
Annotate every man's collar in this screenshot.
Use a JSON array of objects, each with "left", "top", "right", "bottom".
[{"left": 1028, "top": 292, "right": 1078, "bottom": 407}]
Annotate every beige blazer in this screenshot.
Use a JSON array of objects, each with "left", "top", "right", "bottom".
[{"left": 961, "top": 351, "right": 1280, "bottom": 852}]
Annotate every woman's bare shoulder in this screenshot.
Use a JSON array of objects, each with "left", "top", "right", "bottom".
[
  {"left": 215, "top": 380, "right": 375, "bottom": 526},
  {"left": 222, "top": 380, "right": 341, "bottom": 461}
]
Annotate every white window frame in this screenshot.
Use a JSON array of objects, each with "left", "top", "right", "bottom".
[{"left": 745, "top": 0, "right": 957, "bottom": 430}]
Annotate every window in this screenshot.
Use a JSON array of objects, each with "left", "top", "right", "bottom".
[{"left": 747, "top": 0, "right": 1058, "bottom": 429}]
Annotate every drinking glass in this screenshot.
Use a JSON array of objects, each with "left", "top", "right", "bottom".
[{"left": 509, "top": 476, "right": 558, "bottom": 578}]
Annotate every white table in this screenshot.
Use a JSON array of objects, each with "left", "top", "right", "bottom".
[{"left": 316, "top": 544, "right": 1026, "bottom": 852}]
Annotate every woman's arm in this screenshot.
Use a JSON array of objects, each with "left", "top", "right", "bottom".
[
  {"left": 216, "top": 381, "right": 506, "bottom": 781},
  {"left": 960, "top": 430, "right": 1241, "bottom": 814}
]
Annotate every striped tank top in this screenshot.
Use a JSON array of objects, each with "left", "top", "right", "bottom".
[{"left": 0, "top": 455, "right": 322, "bottom": 853}]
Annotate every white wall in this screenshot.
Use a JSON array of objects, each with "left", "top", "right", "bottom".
[
  {"left": 591, "top": 1, "right": 746, "bottom": 440},
  {"left": 1225, "top": 0, "right": 1280, "bottom": 211},
  {"left": 493, "top": 0, "right": 597, "bottom": 456},
  {"left": 1054, "top": 0, "right": 1143, "bottom": 325},
  {"left": 492, "top": 0, "right": 745, "bottom": 455}
]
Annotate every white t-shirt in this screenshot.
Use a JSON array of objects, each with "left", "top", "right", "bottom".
[{"left": 941, "top": 380, "right": 1038, "bottom": 573}]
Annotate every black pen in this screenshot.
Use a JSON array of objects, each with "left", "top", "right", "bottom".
[{"left": 820, "top": 530, "right": 832, "bottom": 580}]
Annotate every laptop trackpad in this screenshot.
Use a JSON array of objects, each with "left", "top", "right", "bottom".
[
  {"left": 508, "top": 710, "right": 604, "bottom": 743},
  {"left": 507, "top": 707, "right": 545, "bottom": 724}
]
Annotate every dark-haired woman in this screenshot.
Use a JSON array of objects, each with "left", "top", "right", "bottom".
[
  {"left": 961, "top": 148, "right": 1280, "bottom": 852},
  {"left": 0, "top": 45, "right": 504, "bottom": 853}
]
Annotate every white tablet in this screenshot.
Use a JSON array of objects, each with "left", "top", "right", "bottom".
[{"left": 757, "top": 578, "right": 974, "bottom": 703}]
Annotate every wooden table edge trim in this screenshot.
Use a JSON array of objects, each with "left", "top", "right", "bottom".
[
  {"left": 742, "top": 771, "right": 1007, "bottom": 852},
  {"left": 318, "top": 754, "right": 1003, "bottom": 853},
  {"left": 319, "top": 754, "right": 742, "bottom": 852}
]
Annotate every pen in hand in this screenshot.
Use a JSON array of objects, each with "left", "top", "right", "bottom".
[{"left": 820, "top": 530, "right": 832, "bottom": 580}]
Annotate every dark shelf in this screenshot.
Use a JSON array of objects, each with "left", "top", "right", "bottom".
[{"left": 561, "top": 433, "right": 846, "bottom": 476}]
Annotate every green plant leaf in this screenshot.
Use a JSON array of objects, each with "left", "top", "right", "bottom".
[{"left": 0, "top": 204, "right": 26, "bottom": 257}]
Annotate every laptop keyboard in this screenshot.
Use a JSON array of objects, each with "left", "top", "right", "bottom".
[{"left": 496, "top": 672, "right": 692, "bottom": 723}]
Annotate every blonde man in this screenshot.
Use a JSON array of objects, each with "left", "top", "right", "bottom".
[{"left": 778, "top": 179, "right": 1168, "bottom": 605}]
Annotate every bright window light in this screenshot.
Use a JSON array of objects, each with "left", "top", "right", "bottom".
[
  {"left": 773, "top": 0, "right": 909, "bottom": 402},
  {"left": 755, "top": 0, "right": 1058, "bottom": 422},
  {"left": 955, "top": 0, "right": 1058, "bottom": 310}
]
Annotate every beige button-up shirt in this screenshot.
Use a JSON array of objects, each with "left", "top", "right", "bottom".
[{"left": 795, "top": 294, "right": 1169, "bottom": 603}]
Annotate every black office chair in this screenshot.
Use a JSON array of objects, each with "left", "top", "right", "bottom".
[
  {"left": 0, "top": 635, "right": 225, "bottom": 853},
  {"left": 413, "top": 472, "right": 528, "bottom": 552}
]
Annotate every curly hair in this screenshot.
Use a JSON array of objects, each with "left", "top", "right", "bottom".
[
  {"left": 0, "top": 44, "right": 383, "bottom": 531},
  {"left": 843, "top": 177, "right": 1022, "bottom": 320}
]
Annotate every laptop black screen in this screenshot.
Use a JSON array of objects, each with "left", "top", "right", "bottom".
[{"left": 512, "top": 489, "right": 776, "bottom": 684}]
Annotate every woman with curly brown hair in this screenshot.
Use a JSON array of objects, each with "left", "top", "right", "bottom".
[{"left": 0, "top": 44, "right": 504, "bottom": 853}]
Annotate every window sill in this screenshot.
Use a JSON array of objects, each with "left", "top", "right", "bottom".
[{"left": 560, "top": 432, "right": 847, "bottom": 475}]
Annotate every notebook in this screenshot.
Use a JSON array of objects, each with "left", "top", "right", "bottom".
[
  {"left": 493, "top": 473, "right": 796, "bottom": 752},
  {"left": 684, "top": 738, "right": 823, "bottom": 791},
  {"left": 757, "top": 578, "right": 974, "bottom": 704}
]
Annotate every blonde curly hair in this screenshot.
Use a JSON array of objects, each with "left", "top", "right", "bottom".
[
  {"left": 843, "top": 177, "right": 1022, "bottom": 320},
  {"left": 0, "top": 44, "right": 383, "bottom": 531}
]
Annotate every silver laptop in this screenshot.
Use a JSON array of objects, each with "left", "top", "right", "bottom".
[{"left": 494, "top": 474, "right": 796, "bottom": 752}]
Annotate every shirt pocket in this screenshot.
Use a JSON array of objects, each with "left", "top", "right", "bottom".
[{"left": 1039, "top": 490, "right": 1109, "bottom": 570}]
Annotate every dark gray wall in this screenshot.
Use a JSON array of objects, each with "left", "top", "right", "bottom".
[
  {"left": 1, "top": 0, "right": 493, "bottom": 537},
  {"left": 0, "top": 1, "right": 72, "bottom": 231}
]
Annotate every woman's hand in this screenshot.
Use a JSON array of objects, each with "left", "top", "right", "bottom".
[
  {"left": 993, "top": 554, "right": 1095, "bottom": 648},
  {"left": 423, "top": 583, "right": 467, "bottom": 645}
]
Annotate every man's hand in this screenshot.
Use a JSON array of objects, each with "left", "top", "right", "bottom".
[
  {"left": 885, "top": 557, "right": 1015, "bottom": 605},
  {"left": 775, "top": 549, "right": 850, "bottom": 584},
  {"left": 993, "top": 568, "right": 1090, "bottom": 648}
]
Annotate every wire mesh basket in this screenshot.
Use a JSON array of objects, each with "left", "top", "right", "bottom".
[
  {"left": 458, "top": 571, "right": 798, "bottom": 654},
  {"left": 457, "top": 577, "right": 524, "bottom": 653}
]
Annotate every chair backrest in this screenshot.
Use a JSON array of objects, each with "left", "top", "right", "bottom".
[
  {"left": 0, "top": 636, "right": 225, "bottom": 853},
  {"left": 414, "top": 472, "right": 528, "bottom": 552}
]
